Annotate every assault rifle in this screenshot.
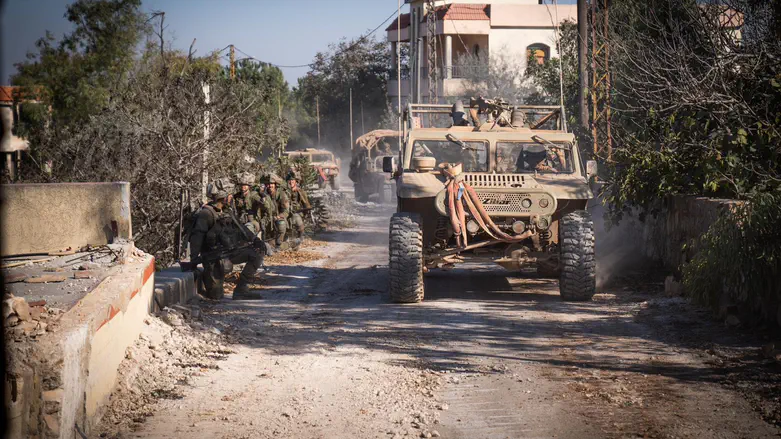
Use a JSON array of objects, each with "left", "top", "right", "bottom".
[
  {"left": 179, "top": 209, "right": 274, "bottom": 272},
  {"left": 292, "top": 206, "right": 316, "bottom": 225}
]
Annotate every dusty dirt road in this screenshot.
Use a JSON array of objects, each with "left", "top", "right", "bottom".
[{"left": 120, "top": 199, "right": 780, "bottom": 439}]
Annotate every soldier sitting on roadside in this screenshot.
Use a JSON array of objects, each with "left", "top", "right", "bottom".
[
  {"left": 286, "top": 171, "right": 311, "bottom": 240},
  {"left": 189, "top": 185, "right": 263, "bottom": 300},
  {"left": 233, "top": 172, "right": 262, "bottom": 237},
  {"left": 267, "top": 173, "right": 293, "bottom": 249}
]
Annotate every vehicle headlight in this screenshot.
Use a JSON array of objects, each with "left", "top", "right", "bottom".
[
  {"left": 521, "top": 198, "right": 532, "bottom": 209},
  {"left": 539, "top": 198, "right": 549, "bottom": 208},
  {"left": 324, "top": 168, "right": 330, "bottom": 175}
]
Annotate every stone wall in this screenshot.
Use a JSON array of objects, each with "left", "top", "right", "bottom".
[
  {"left": 0, "top": 182, "right": 132, "bottom": 256},
  {"left": 641, "top": 195, "right": 742, "bottom": 272}
]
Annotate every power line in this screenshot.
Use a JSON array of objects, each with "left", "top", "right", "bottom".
[{"left": 229, "top": 4, "right": 403, "bottom": 69}]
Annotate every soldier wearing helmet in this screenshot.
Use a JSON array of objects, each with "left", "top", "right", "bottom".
[
  {"left": 266, "top": 173, "right": 292, "bottom": 248},
  {"left": 188, "top": 179, "right": 263, "bottom": 300},
  {"left": 286, "top": 170, "right": 311, "bottom": 240},
  {"left": 233, "top": 172, "right": 262, "bottom": 237}
]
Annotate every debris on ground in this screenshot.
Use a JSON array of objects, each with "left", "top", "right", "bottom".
[{"left": 94, "top": 303, "right": 232, "bottom": 438}]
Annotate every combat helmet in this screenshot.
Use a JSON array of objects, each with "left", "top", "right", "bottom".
[
  {"left": 235, "top": 172, "right": 256, "bottom": 187},
  {"left": 207, "top": 177, "right": 234, "bottom": 201}
]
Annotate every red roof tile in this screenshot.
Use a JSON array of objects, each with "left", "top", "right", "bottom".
[
  {"left": 386, "top": 13, "right": 411, "bottom": 31},
  {"left": 435, "top": 4, "right": 490, "bottom": 21}
]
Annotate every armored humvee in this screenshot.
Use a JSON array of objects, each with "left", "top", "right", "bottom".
[
  {"left": 284, "top": 148, "right": 341, "bottom": 190},
  {"left": 349, "top": 130, "right": 400, "bottom": 203},
  {"left": 385, "top": 98, "right": 597, "bottom": 303}
]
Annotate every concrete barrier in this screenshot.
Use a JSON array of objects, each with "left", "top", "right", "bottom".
[{"left": 0, "top": 182, "right": 132, "bottom": 256}]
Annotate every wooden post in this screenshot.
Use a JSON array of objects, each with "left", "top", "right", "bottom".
[
  {"left": 349, "top": 88, "right": 354, "bottom": 149},
  {"left": 229, "top": 45, "right": 235, "bottom": 80},
  {"left": 202, "top": 82, "right": 211, "bottom": 202},
  {"left": 316, "top": 96, "right": 321, "bottom": 147},
  {"left": 578, "top": 0, "right": 588, "bottom": 133}
]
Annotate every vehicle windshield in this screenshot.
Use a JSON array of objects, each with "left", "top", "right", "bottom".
[
  {"left": 413, "top": 139, "right": 488, "bottom": 172},
  {"left": 310, "top": 154, "right": 333, "bottom": 163},
  {"left": 496, "top": 142, "right": 573, "bottom": 174}
]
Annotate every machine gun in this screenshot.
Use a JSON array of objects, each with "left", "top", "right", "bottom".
[{"left": 469, "top": 97, "right": 514, "bottom": 127}]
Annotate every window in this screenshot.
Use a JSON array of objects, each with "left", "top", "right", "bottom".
[
  {"left": 526, "top": 43, "right": 550, "bottom": 65},
  {"left": 496, "top": 142, "right": 573, "bottom": 174},
  {"left": 413, "top": 139, "right": 488, "bottom": 172}
]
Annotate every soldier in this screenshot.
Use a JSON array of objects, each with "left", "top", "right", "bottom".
[
  {"left": 189, "top": 186, "right": 264, "bottom": 300},
  {"left": 255, "top": 176, "right": 277, "bottom": 242},
  {"left": 267, "top": 173, "right": 291, "bottom": 248},
  {"left": 233, "top": 172, "right": 262, "bottom": 236},
  {"left": 286, "top": 171, "right": 311, "bottom": 239}
]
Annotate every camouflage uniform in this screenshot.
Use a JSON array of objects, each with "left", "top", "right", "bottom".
[
  {"left": 286, "top": 173, "right": 311, "bottom": 237},
  {"left": 188, "top": 198, "right": 263, "bottom": 300},
  {"left": 268, "top": 174, "right": 291, "bottom": 247}
]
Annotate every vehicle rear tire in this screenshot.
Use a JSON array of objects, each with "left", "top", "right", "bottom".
[
  {"left": 559, "top": 210, "right": 596, "bottom": 301},
  {"left": 389, "top": 212, "right": 425, "bottom": 303}
]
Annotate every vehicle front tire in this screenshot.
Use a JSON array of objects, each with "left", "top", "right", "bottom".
[
  {"left": 559, "top": 210, "right": 596, "bottom": 301},
  {"left": 330, "top": 176, "right": 341, "bottom": 190},
  {"left": 389, "top": 212, "right": 425, "bottom": 303}
]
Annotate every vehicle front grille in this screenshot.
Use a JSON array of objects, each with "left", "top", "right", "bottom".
[
  {"left": 474, "top": 192, "right": 531, "bottom": 215},
  {"left": 463, "top": 173, "right": 526, "bottom": 188}
]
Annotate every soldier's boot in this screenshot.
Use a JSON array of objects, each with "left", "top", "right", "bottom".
[{"left": 232, "top": 282, "right": 251, "bottom": 300}]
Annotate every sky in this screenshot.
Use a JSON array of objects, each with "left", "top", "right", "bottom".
[{"left": 0, "top": 0, "right": 404, "bottom": 86}]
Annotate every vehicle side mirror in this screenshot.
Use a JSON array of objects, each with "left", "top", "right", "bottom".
[
  {"left": 382, "top": 156, "right": 396, "bottom": 173},
  {"left": 586, "top": 160, "right": 598, "bottom": 179}
]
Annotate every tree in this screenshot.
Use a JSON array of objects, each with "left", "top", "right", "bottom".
[
  {"left": 12, "top": 0, "right": 148, "bottom": 125},
  {"left": 293, "top": 36, "right": 391, "bottom": 153},
  {"left": 524, "top": 20, "right": 579, "bottom": 131}
]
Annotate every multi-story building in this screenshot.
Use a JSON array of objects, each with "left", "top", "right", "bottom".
[{"left": 387, "top": 0, "right": 576, "bottom": 107}]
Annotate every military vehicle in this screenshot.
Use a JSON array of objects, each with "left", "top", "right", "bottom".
[
  {"left": 385, "top": 98, "right": 598, "bottom": 303},
  {"left": 284, "top": 148, "right": 341, "bottom": 190},
  {"left": 349, "top": 130, "right": 400, "bottom": 203}
]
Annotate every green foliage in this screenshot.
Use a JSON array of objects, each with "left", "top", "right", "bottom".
[
  {"left": 293, "top": 36, "right": 391, "bottom": 152},
  {"left": 12, "top": 0, "right": 148, "bottom": 124},
  {"left": 683, "top": 194, "right": 781, "bottom": 326},
  {"left": 524, "top": 20, "right": 580, "bottom": 132},
  {"left": 601, "top": 0, "right": 781, "bottom": 214}
]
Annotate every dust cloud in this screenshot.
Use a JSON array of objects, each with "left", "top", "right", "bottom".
[{"left": 590, "top": 202, "right": 653, "bottom": 289}]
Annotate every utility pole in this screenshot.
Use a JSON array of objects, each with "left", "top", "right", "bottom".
[
  {"left": 229, "top": 44, "right": 235, "bottom": 80},
  {"left": 201, "top": 82, "right": 211, "bottom": 202},
  {"left": 316, "top": 96, "right": 321, "bottom": 147},
  {"left": 577, "top": 0, "right": 588, "bottom": 133},
  {"left": 349, "top": 88, "right": 354, "bottom": 149},
  {"left": 361, "top": 100, "right": 365, "bottom": 135}
]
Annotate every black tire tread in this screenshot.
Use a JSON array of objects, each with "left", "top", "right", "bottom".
[
  {"left": 559, "top": 210, "right": 596, "bottom": 301},
  {"left": 389, "top": 212, "right": 425, "bottom": 303}
]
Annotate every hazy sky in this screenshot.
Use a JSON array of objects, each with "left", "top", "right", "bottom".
[{"left": 0, "top": 0, "right": 403, "bottom": 85}]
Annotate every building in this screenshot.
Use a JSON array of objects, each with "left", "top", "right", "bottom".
[{"left": 387, "top": 0, "right": 576, "bottom": 107}]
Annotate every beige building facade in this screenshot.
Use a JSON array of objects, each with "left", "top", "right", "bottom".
[{"left": 387, "top": 0, "right": 576, "bottom": 107}]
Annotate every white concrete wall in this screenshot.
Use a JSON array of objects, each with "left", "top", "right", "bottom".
[{"left": 489, "top": 27, "right": 560, "bottom": 72}]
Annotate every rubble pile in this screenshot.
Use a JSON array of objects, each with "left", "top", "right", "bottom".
[
  {"left": 2, "top": 294, "right": 63, "bottom": 340},
  {"left": 318, "top": 191, "right": 358, "bottom": 229},
  {"left": 95, "top": 303, "right": 232, "bottom": 438}
]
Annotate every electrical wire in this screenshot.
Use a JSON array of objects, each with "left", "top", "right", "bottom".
[{"left": 229, "top": 4, "right": 404, "bottom": 69}]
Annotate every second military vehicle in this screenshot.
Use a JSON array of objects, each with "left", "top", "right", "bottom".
[
  {"left": 349, "top": 130, "right": 400, "bottom": 203},
  {"left": 284, "top": 148, "right": 341, "bottom": 190}
]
